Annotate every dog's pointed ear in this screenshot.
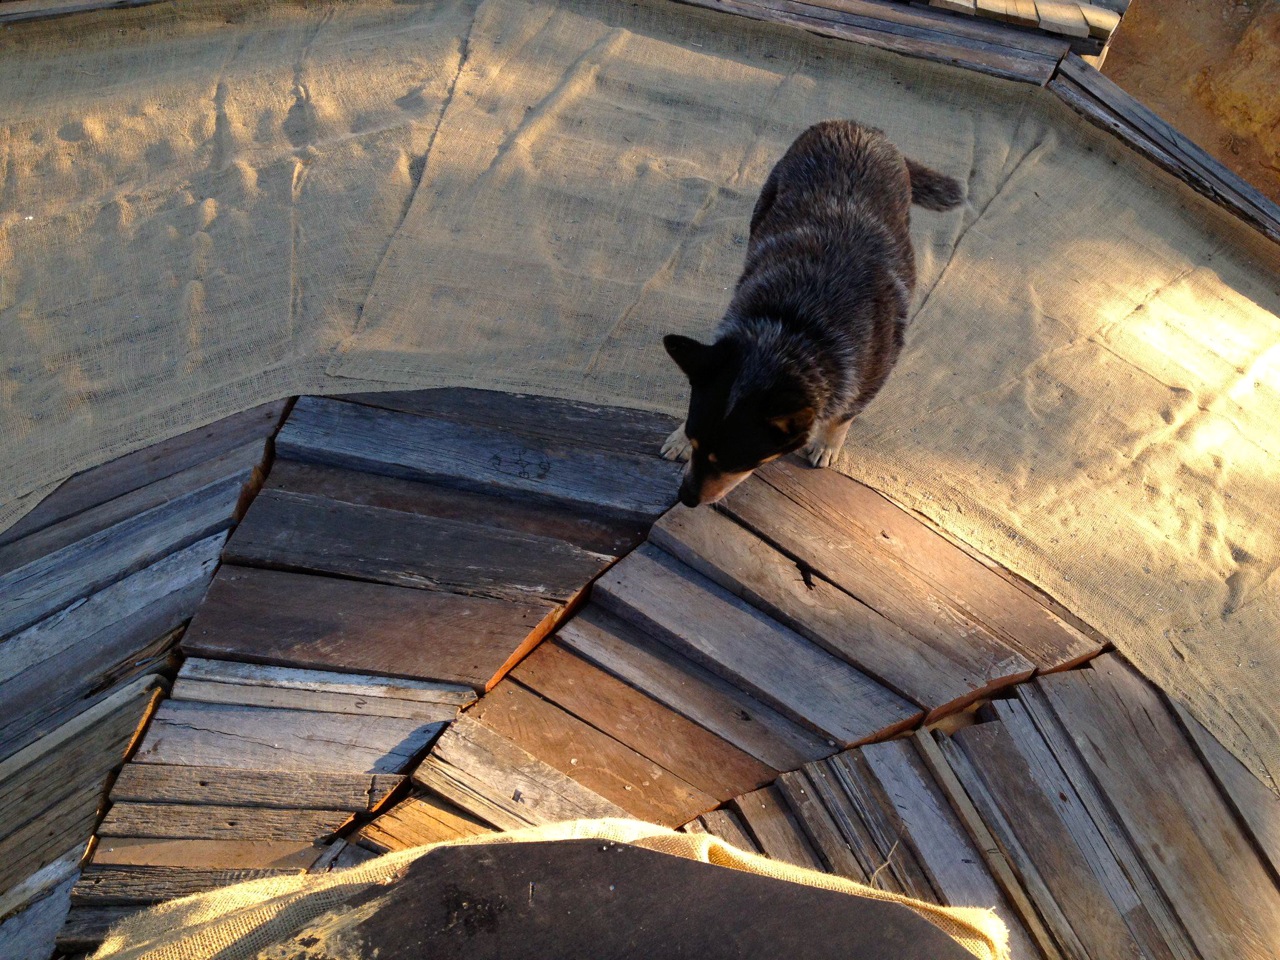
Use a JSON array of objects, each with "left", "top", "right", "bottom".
[
  {"left": 767, "top": 406, "right": 816, "bottom": 440},
  {"left": 664, "top": 334, "right": 716, "bottom": 382}
]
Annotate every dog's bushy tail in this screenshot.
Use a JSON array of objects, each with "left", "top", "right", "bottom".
[{"left": 906, "top": 158, "right": 964, "bottom": 211}]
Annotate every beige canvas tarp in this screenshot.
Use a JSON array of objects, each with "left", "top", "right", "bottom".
[{"left": 2, "top": 0, "right": 1278, "bottom": 788}]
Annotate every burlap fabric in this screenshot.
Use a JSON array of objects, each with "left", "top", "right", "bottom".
[{"left": 89, "top": 819, "right": 1010, "bottom": 960}]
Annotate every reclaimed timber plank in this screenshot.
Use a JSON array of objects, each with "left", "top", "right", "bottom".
[
  {"left": 0, "top": 783, "right": 102, "bottom": 897},
  {"left": 1006, "top": 0, "right": 1039, "bottom": 27},
  {"left": 470, "top": 682, "right": 715, "bottom": 826},
  {"left": 556, "top": 607, "right": 830, "bottom": 771},
  {"left": 1039, "top": 656, "right": 1280, "bottom": 960},
  {"left": 974, "top": 0, "right": 1009, "bottom": 20},
  {"left": 0, "top": 875, "right": 75, "bottom": 960},
  {"left": 775, "top": 770, "right": 868, "bottom": 881},
  {"left": 131, "top": 700, "right": 440, "bottom": 774},
  {"left": 0, "top": 846, "right": 80, "bottom": 921},
  {"left": 697, "top": 809, "right": 762, "bottom": 853},
  {"left": 97, "top": 803, "right": 350, "bottom": 841},
  {"left": 109, "top": 765, "right": 402, "bottom": 812},
  {"left": 56, "top": 904, "right": 139, "bottom": 955},
  {"left": 859, "top": 739, "right": 1041, "bottom": 959},
  {"left": 740, "top": 461, "right": 1098, "bottom": 669},
  {"left": 652, "top": 506, "right": 1032, "bottom": 715},
  {"left": 510, "top": 642, "right": 774, "bottom": 800},
  {"left": 335, "top": 389, "right": 679, "bottom": 460},
  {"left": 267, "top": 459, "right": 646, "bottom": 558},
  {"left": 1078, "top": 2, "right": 1119, "bottom": 38},
  {"left": 176, "top": 658, "right": 475, "bottom": 705},
  {"left": 71, "top": 865, "right": 295, "bottom": 907},
  {"left": 182, "top": 565, "right": 553, "bottom": 692},
  {"left": 803, "top": 759, "right": 902, "bottom": 892},
  {"left": 356, "top": 795, "right": 492, "bottom": 853},
  {"left": 1034, "top": 0, "right": 1088, "bottom": 36},
  {"left": 89, "top": 837, "right": 324, "bottom": 871},
  {"left": 930, "top": 0, "right": 977, "bottom": 13},
  {"left": 595, "top": 544, "right": 918, "bottom": 745},
  {"left": 225, "top": 488, "right": 607, "bottom": 604},
  {"left": 332, "top": 844, "right": 377, "bottom": 870},
  {"left": 169, "top": 679, "right": 460, "bottom": 722},
  {"left": 412, "top": 716, "right": 627, "bottom": 829},
  {"left": 733, "top": 786, "right": 825, "bottom": 872},
  {"left": 276, "top": 396, "right": 679, "bottom": 520}
]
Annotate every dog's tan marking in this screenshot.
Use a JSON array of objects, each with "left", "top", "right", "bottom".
[{"left": 706, "top": 452, "right": 717, "bottom": 464}]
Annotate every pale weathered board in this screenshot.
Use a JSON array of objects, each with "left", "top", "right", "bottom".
[
  {"left": 176, "top": 658, "right": 476, "bottom": 705},
  {"left": 595, "top": 544, "right": 918, "bottom": 744},
  {"left": 131, "top": 700, "right": 441, "bottom": 774},
  {"left": 0, "top": 783, "right": 103, "bottom": 896},
  {"left": 698, "top": 808, "right": 762, "bottom": 853},
  {"left": 411, "top": 716, "right": 627, "bottom": 830},
  {"left": 802, "top": 759, "right": 903, "bottom": 893},
  {"left": 108, "top": 765, "right": 403, "bottom": 812},
  {"left": 70, "top": 865, "right": 296, "bottom": 906},
  {"left": 556, "top": 608, "right": 831, "bottom": 771},
  {"left": 732, "top": 785, "right": 825, "bottom": 872},
  {"left": 1039, "top": 658, "right": 1280, "bottom": 960},
  {"left": 652, "top": 506, "right": 1033, "bottom": 714},
  {"left": 356, "top": 794, "right": 493, "bottom": 853},
  {"left": 169, "top": 680, "right": 461, "bottom": 723},
  {"left": 97, "top": 804, "right": 351, "bottom": 841},
  {"left": 469, "top": 683, "right": 716, "bottom": 826},
  {"left": 1034, "top": 0, "right": 1089, "bottom": 36},
  {"left": 226, "top": 488, "right": 608, "bottom": 604},
  {"left": 0, "top": 845, "right": 80, "bottom": 921},
  {"left": 90, "top": 837, "right": 324, "bottom": 871},
  {"left": 183, "top": 565, "right": 554, "bottom": 691},
  {"left": 276, "top": 396, "right": 680, "bottom": 519},
  {"left": 0, "top": 875, "right": 75, "bottom": 960},
  {"left": 510, "top": 642, "right": 774, "bottom": 800},
  {"left": 775, "top": 770, "right": 868, "bottom": 881}
]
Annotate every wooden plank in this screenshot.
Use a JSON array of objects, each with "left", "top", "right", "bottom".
[
  {"left": 859, "top": 739, "right": 1041, "bottom": 959},
  {"left": 469, "top": 682, "right": 716, "bottom": 827},
  {"left": 132, "top": 700, "right": 441, "bottom": 774},
  {"left": 97, "top": 803, "right": 351, "bottom": 841},
  {"left": 356, "top": 795, "right": 492, "bottom": 853},
  {"left": 268, "top": 459, "right": 647, "bottom": 558},
  {"left": 1174, "top": 704, "right": 1280, "bottom": 880},
  {"left": 176, "top": 658, "right": 475, "bottom": 706},
  {"left": 412, "top": 716, "right": 627, "bottom": 829},
  {"left": 182, "top": 565, "right": 555, "bottom": 692},
  {"left": 336, "top": 389, "right": 679, "bottom": 460},
  {"left": 697, "top": 809, "right": 761, "bottom": 853},
  {"left": 1034, "top": 0, "right": 1088, "bottom": 36},
  {"left": 1040, "top": 656, "right": 1280, "bottom": 959},
  {"left": 950, "top": 722, "right": 1149, "bottom": 960},
  {"left": 0, "top": 845, "right": 80, "bottom": 921},
  {"left": 974, "top": 0, "right": 1009, "bottom": 20},
  {"left": 653, "top": 506, "right": 1033, "bottom": 716},
  {"left": 276, "top": 396, "right": 680, "bottom": 520},
  {"left": 735, "top": 462, "right": 1098, "bottom": 670},
  {"left": 775, "top": 770, "right": 868, "bottom": 881},
  {"left": 803, "top": 759, "right": 903, "bottom": 892},
  {"left": 806, "top": 0, "right": 1069, "bottom": 53},
  {"left": 510, "top": 642, "right": 774, "bottom": 800},
  {"left": 57, "top": 904, "right": 141, "bottom": 954},
  {"left": 0, "top": 0, "right": 166, "bottom": 27},
  {"left": 1006, "top": 0, "right": 1039, "bottom": 28},
  {"left": 1078, "top": 2, "right": 1119, "bottom": 38},
  {"left": 0, "top": 875, "right": 74, "bottom": 960},
  {"left": 930, "top": 0, "right": 977, "bottom": 14},
  {"left": 0, "top": 783, "right": 102, "bottom": 897},
  {"left": 733, "top": 786, "right": 825, "bottom": 872},
  {"left": 596, "top": 544, "right": 918, "bottom": 745},
  {"left": 71, "top": 865, "right": 296, "bottom": 906},
  {"left": 90, "top": 837, "right": 323, "bottom": 871},
  {"left": 109, "top": 765, "right": 403, "bottom": 812},
  {"left": 225, "top": 488, "right": 608, "bottom": 605},
  {"left": 557, "top": 606, "right": 830, "bottom": 771},
  {"left": 169, "top": 679, "right": 461, "bottom": 722}
]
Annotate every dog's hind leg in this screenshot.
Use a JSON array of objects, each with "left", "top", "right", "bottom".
[
  {"left": 661, "top": 421, "right": 693, "bottom": 461},
  {"left": 804, "top": 417, "right": 853, "bottom": 469}
]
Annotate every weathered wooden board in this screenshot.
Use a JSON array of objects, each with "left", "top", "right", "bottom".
[
  {"left": 0, "top": 783, "right": 102, "bottom": 897},
  {"left": 556, "top": 606, "right": 831, "bottom": 771},
  {"left": 0, "top": 875, "right": 75, "bottom": 960},
  {"left": 733, "top": 786, "right": 825, "bottom": 872},
  {"left": 775, "top": 770, "right": 868, "bottom": 881},
  {"left": 0, "top": 845, "right": 80, "bottom": 921},
  {"left": 652, "top": 506, "right": 1033, "bottom": 715},
  {"left": 0, "top": 400, "right": 282, "bottom": 548},
  {"left": 1039, "top": 658, "right": 1280, "bottom": 960},
  {"left": 97, "top": 803, "right": 351, "bottom": 841},
  {"left": 56, "top": 904, "right": 140, "bottom": 954},
  {"left": 411, "top": 716, "right": 627, "bottom": 830},
  {"left": 1034, "top": 0, "right": 1088, "bottom": 36},
  {"left": 169, "top": 679, "right": 461, "bottom": 722},
  {"left": 697, "top": 809, "right": 762, "bottom": 853},
  {"left": 356, "top": 795, "right": 492, "bottom": 853},
  {"left": 183, "top": 565, "right": 553, "bottom": 691},
  {"left": 595, "top": 544, "right": 918, "bottom": 745},
  {"left": 90, "top": 837, "right": 324, "bottom": 871},
  {"left": 276, "top": 396, "right": 680, "bottom": 519},
  {"left": 1006, "top": 0, "right": 1040, "bottom": 28},
  {"left": 71, "top": 865, "right": 296, "bottom": 906},
  {"left": 109, "top": 765, "right": 403, "bottom": 812},
  {"left": 226, "top": 488, "right": 608, "bottom": 604},
  {"left": 470, "top": 682, "right": 715, "bottom": 826},
  {"left": 176, "top": 658, "right": 475, "bottom": 705},
  {"left": 802, "top": 759, "right": 902, "bottom": 892},
  {"left": 0, "top": 471, "right": 248, "bottom": 641},
  {"left": 268, "top": 459, "right": 647, "bottom": 557},
  {"left": 132, "top": 700, "right": 441, "bottom": 774},
  {"left": 511, "top": 642, "right": 774, "bottom": 800},
  {"left": 798, "top": 0, "right": 1071, "bottom": 54},
  {"left": 336, "top": 389, "right": 679, "bottom": 460}
]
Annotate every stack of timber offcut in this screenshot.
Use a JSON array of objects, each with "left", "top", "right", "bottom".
[{"left": 0, "top": 401, "right": 284, "bottom": 959}]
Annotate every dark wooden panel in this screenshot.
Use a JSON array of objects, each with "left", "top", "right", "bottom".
[
  {"left": 109, "top": 765, "right": 403, "bottom": 812},
  {"left": 182, "top": 565, "right": 554, "bottom": 692},
  {"left": 57, "top": 905, "right": 140, "bottom": 954},
  {"left": 732, "top": 786, "right": 825, "bottom": 872},
  {"left": 225, "top": 489, "right": 608, "bottom": 604},
  {"left": 97, "top": 804, "right": 351, "bottom": 841},
  {"left": 510, "top": 642, "right": 774, "bottom": 800},
  {"left": 595, "top": 544, "right": 919, "bottom": 745},
  {"left": 275, "top": 396, "right": 680, "bottom": 520},
  {"left": 469, "top": 682, "right": 716, "bottom": 827},
  {"left": 71, "top": 865, "right": 295, "bottom": 906},
  {"left": 802, "top": 759, "right": 902, "bottom": 893},
  {"left": 556, "top": 606, "right": 831, "bottom": 771},
  {"left": 775, "top": 770, "right": 868, "bottom": 881},
  {"left": 698, "top": 808, "right": 762, "bottom": 853}
]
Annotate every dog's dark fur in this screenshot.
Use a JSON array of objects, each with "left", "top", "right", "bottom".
[{"left": 662, "top": 120, "right": 963, "bottom": 507}]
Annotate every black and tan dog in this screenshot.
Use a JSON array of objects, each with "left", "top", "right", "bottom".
[{"left": 661, "top": 120, "right": 963, "bottom": 507}]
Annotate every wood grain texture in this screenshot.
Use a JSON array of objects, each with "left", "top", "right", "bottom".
[
  {"left": 176, "top": 658, "right": 476, "bottom": 706},
  {"left": 56, "top": 904, "right": 140, "bottom": 954},
  {"left": 733, "top": 785, "right": 825, "bottom": 871},
  {"left": 109, "top": 765, "right": 403, "bottom": 812},
  {"left": 470, "top": 682, "right": 716, "bottom": 826},
  {"left": 276, "top": 396, "right": 680, "bottom": 519},
  {"left": 169, "top": 680, "right": 461, "bottom": 723},
  {"left": 0, "top": 783, "right": 102, "bottom": 896},
  {"left": 802, "top": 759, "right": 903, "bottom": 892},
  {"left": 511, "top": 642, "right": 774, "bottom": 800},
  {"left": 0, "top": 874, "right": 75, "bottom": 960},
  {"left": 1040, "top": 656, "right": 1280, "bottom": 960},
  {"left": 89, "top": 837, "right": 324, "bottom": 871},
  {"left": 697, "top": 809, "right": 762, "bottom": 853},
  {"left": 775, "top": 770, "right": 868, "bottom": 881},
  {"left": 1034, "top": 0, "right": 1089, "bottom": 36},
  {"left": 411, "top": 715, "right": 627, "bottom": 830},
  {"left": 595, "top": 544, "right": 918, "bottom": 745},
  {"left": 182, "top": 565, "right": 553, "bottom": 691},
  {"left": 97, "top": 804, "right": 351, "bottom": 841},
  {"left": 652, "top": 505, "right": 1033, "bottom": 715},
  {"left": 556, "top": 607, "right": 831, "bottom": 771},
  {"left": 356, "top": 794, "right": 493, "bottom": 853},
  {"left": 131, "top": 700, "right": 441, "bottom": 774},
  {"left": 70, "top": 865, "right": 296, "bottom": 906}
]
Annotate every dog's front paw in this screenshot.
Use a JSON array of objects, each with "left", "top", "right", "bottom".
[
  {"left": 661, "top": 423, "right": 693, "bottom": 461},
  {"left": 803, "top": 438, "right": 841, "bottom": 469}
]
